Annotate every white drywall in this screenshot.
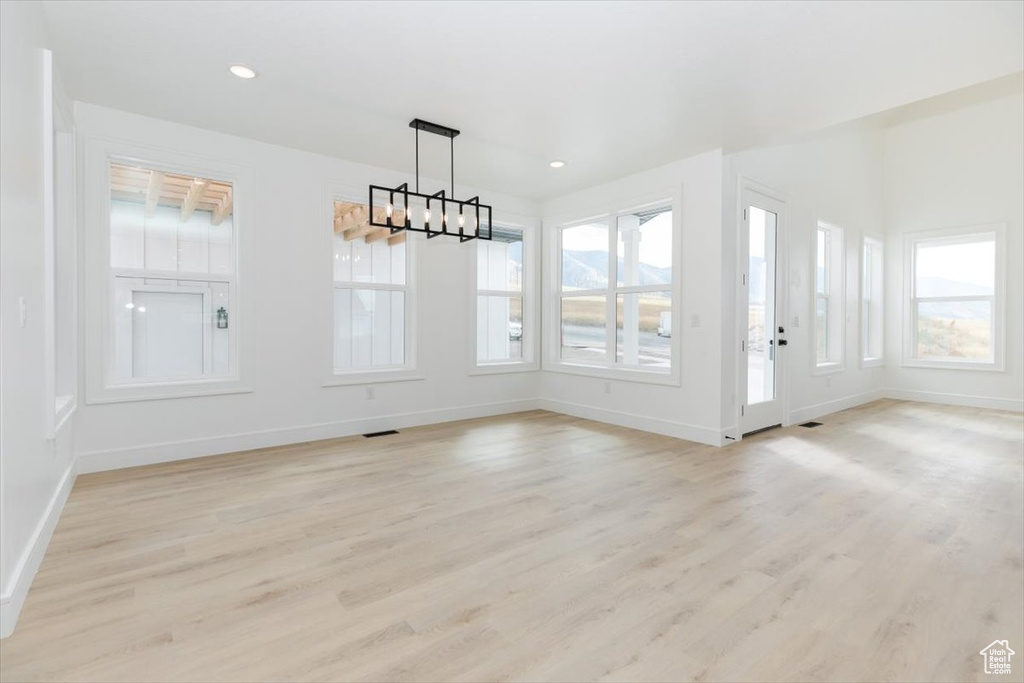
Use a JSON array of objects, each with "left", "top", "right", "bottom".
[
  {"left": 882, "top": 91, "right": 1024, "bottom": 411},
  {"left": 539, "top": 150, "right": 728, "bottom": 445},
  {"left": 721, "top": 129, "right": 889, "bottom": 430},
  {"left": 72, "top": 104, "right": 543, "bottom": 469},
  {"left": 0, "top": 0, "right": 77, "bottom": 637}
]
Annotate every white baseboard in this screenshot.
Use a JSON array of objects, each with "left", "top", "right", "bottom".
[
  {"left": 788, "top": 389, "right": 887, "bottom": 425},
  {"left": 538, "top": 398, "right": 724, "bottom": 446},
  {"left": 0, "top": 463, "right": 76, "bottom": 639},
  {"left": 75, "top": 399, "right": 542, "bottom": 474},
  {"left": 884, "top": 388, "right": 1024, "bottom": 413}
]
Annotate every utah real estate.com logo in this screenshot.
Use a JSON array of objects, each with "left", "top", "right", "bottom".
[{"left": 979, "top": 640, "right": 1014, "bottom": 675}]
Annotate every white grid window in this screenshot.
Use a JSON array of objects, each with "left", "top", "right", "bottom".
[
  {"left": 861, "top": 236, "right": 884, "bottom": 364},
  {"left": 332, "top": 200, "right": 410, "bottom": 373},
  {"left": 906, "top": 227, "right": 1002, "bottom": 368},
  {"left": 557, "top": 206, "right": 673, "bottom": 373},
  {"left": 815, "top": 222, "right": 844, "bottom": 370}
]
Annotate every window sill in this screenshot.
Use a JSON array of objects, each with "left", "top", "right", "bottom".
[
  {"left": 87, "top": 378, "right": 253, "bottom": 405},
  {"left": 323, "top": 369, "right": 425, "bottom": 387},
  {"left": 812, "top": 362, "right": 845, "bottom": 376},
  {"left": 544, "top": 360, "right": 680, "bottom": 386},
  {"left": 901, "top": 358, "right": 1004, "bottom": 372},
  {"left": 860, "top": 357, "right": 885, "bottom": 369},
  {"left": 469, "top": 361, "right": 539, "bottom": 377}
]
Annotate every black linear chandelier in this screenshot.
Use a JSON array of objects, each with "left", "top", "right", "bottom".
[{"left": 369, "top": 119, "right": 493, "bottom": 242}]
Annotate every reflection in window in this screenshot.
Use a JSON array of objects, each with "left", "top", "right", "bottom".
[
  {"left": 108, "top": 162, "right": 234, "bottom": 383},
  {"left": 477, "top": 227, "right": 525, "bottom": 364},
  {"left": 332, "top": 200, "right": 408, "bottom": 372}
]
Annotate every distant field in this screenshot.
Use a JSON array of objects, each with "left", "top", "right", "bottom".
[
  {"left": 561, "top": 295, "right": 670, "bottom": 332},
  {"left": 916, "top": 316, "right": 990, "bottom": 359}
]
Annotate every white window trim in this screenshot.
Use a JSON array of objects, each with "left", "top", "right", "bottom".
[
  {"left": 544, "top": 194, "right": 682, "bottom": 387},
  {"left": 860, "top": 233, "right": 885, "bottom": 368},
  {"left": 901, "top": 223, "right": 1006, "bottom": 371},
  {"left": 322, "top": 184, "right": 422, "bottom": 387},
  {"left": 469, "top": 217, "right": 540, "bottom": 375},
  {"left": 83, "top": 136, "right": 255, "bottom": 404},
  {"left": 812, "top": 221, "right": 846, "bottom": 376}
]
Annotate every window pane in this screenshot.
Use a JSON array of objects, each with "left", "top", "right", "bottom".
[
  {"left": 916, "top": 300, "right": 992, "bottom": 361},
  {"left": 476, "top": 296, "right": 523, "bottom": 362},
  {"left": 863, "top": 239, "right": 884, "bottom": 360},
  {"left": 333, "top": 201, "right": 405, "bottom": 286},
  {"left": 915, "top": 237, "right": 994, "bottom": 297},
  {"left": 815, "top": 295, "right": 829, "bottom": 364},
  {"left": 816, "top": 228, "right": 829, "bottom": 295},
  {"left": 334, "top": 289, "right": 405, "bottom": 370},
  {"left": 560, "top": 296, "right": 606, "bottom": 363},
  {"left": 111, "top": 276, "right": 231, "bottom": 383},
  {"left": 477, "top": 228, "right": 523, "bottom": 291},
  {"left": 561, "top": 222, "right": 608, "bottom": 291},
  {"left": 109, "top": 162, "right": 233, "bottom": 274},
  {"left": 615, "top": 291, "right": 671, "bottom": 369},
  {"left": 617, "top": 207, "right": 672, "bottom": 287}
]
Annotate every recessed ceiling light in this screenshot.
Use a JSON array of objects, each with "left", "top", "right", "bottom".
[
  {"left": 229, "top": 64, "right": 257, "bottom": 80},
  {"left": 549, "top": 160, "right": 566, "bottom": 169}
]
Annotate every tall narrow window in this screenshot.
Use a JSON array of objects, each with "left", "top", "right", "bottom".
[
  {"left": 906, "top": 227, "right": 1002, "bottom": 368},
  {"left": 476, "top": 227, "right": 525, "bottom": 364},
  {"left": 815, "top": 222, "right": 845, "bottom": 370},
  {"left": 332, "top": 200, "right": 410, "bottom": 373},
  {"left": 861, "top": 236, "right": 884, "bottom": 364},
  {"left": 556, "top": 205, "right": 673, "bottom": 376},
  {"left": 108, "top": 162, "right": 235, "bottom": 383}
]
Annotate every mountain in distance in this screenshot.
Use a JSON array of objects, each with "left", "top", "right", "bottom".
[{"left": 562, "top": 250, "right": 671, "bottom": 289}]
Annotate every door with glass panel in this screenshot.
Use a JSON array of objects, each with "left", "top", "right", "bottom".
[{"left": 739, "top": 187, "right": 787, "bottom": 435}]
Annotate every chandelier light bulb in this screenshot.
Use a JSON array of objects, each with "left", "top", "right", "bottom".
[{"left": 385, "top": 203, "right": 393, "bottom": 218}]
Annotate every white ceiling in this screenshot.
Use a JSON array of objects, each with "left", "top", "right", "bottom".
[{"left": 43, "top": 1, "right": 1023, "bottom": 201}]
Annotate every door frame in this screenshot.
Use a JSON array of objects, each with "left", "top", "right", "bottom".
[{"left": 735, "top": 176, "right": 790, "bottom": 438}]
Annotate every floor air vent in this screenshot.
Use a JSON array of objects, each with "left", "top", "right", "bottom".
[
  {"left": 363, "top": 430, "right": 399, "bottom": 438},
  {"left": 800, "top": 421, "right": 823, "bottom": 428}
]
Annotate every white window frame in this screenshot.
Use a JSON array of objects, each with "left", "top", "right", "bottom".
[
  {"left": 42, "top": 50, "right": 78, "bottom": 436},
  {"left": 860, "top": 233, "right": 884, "bottom": 368},
  {"left": 545, "top": 197, "right": 681, "bottom": 386},
  {"left": 813, "top": 221, "right": 845, "bottom": 374},
  {"left": 322, "top": 185, "right": 420, "bottom": 387},
  {"left": 469, "top": 218, "right": 539, "bottom": 375},
  {"left": 83, "top": 137, "right": 254, "bottom": 404},
  {"left": 902, "top": 223, "right": 1005, "bottom": 371}
]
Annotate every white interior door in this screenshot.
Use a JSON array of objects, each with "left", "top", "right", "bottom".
[{"left": 739, "top": 187, "right": 787, "bottom": 435}]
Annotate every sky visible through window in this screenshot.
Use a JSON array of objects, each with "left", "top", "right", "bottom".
[{"left": 562, "top": 213, "right": 672, "bottom": 269}]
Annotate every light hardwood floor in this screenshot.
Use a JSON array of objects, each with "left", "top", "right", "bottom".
[{"left": 1, "top": 400, "right": 1021, "bottom": 683}]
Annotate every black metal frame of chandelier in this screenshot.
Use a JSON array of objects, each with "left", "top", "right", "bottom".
[{"left": 368, "top": 183, "right": 493, "bottom": 242}]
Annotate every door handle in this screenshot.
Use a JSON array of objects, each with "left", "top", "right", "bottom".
[{"left": 778, "top": 339, "right": 788, "bottom": 346}]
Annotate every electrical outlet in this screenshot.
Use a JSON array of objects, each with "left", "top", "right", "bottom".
[
  {"left": 603, "top": 381, "right": 611, "bottom": 394},
  {"left": 365, "top": 387, "right": 375, "bottom": 400}
]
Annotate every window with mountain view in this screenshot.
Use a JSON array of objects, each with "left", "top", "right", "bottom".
[
  {"left": 908, "top": 228, "right": 1000, "bottom": 367},
  {"left": 558, "top": 206, "right": 673, "bottom": 373}
]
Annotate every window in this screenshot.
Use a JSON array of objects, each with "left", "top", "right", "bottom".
[
  {"left": 331, "top": 199, "right": 412, "bottom": 377},
  {"left": 905, "top": 226, "right": 1003, "bottom": 369},
  {"left": 475, "top": 227, "right": 527, "bottom": 366},
  {"left": 814, "top": 222, "right": 844, "bottom": 370},
  {"left": 556, "top": 205, "right": 674, "bottom": 377},
  {"left": 861, "top": 236, "right": 884, "bottom": 365},
  {"left": 107, "top": 162, "right": 236, "bottom": 384}
]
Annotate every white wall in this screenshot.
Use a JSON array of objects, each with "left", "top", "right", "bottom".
[
  {"left": 883, "top": 91, "right": 1024, "bottom": 411},
  {"left": 722, "top": 128, "right": 888, "bottom": 429},
  {"left": 540, "top": 150, "right": 727, "bottom": 445},
  {"left": 0, "top": 0, "right": 77, "bottom": 638},
  {"left": 73, "top": 104, "right": 543, "bottom": 471}
]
